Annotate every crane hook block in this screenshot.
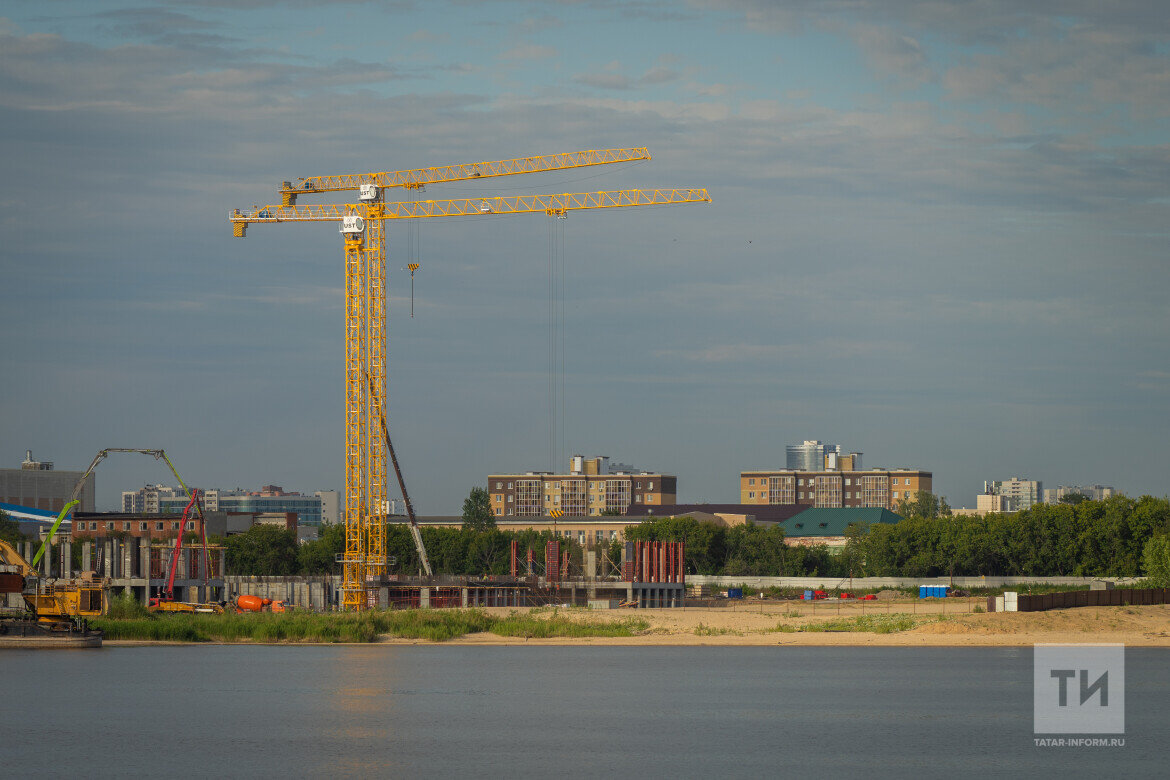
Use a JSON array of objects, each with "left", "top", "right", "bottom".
[
  {"left": 340, "top": 216, "right": 366, "bottom": 234},
  {"left": 359, "top": 184, "right": 380, "bottom": 201}
]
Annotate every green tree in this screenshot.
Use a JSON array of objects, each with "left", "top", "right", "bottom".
[
  {"left": 897, "top": 491, "right": 951, "bottom": 520},
  {"left": 1060, "top": 492, "right": 1089, "bottom": 505},
  {"left": 0, "top": 509, "right": 26, "bottom": 545},
  {"left": 224, "top": 524, "right": 299, "bottom": 575},
  {"left": 1143, "top": 534, "right": 1170, "bottom": 586},
  {"left": 461, "top": 487, "right": 495, "bottom": 532},
  {"left": 297, "top": 522, "right": 345, "bottom": 574}
]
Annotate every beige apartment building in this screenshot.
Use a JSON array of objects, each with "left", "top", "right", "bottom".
[
  {"left": 740, "top": 468, "right": 931, "bottom": 510},
  {"left": 489, "top": 456, "right": 677, "bottom": 517}
]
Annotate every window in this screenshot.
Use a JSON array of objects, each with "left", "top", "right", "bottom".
[
  {"left": 107, "top": 522, "right": 114, "bottom": 531},
  {"left": 140, "top": 522, "right": 147, "bottom": 531},
  {"left": 845, "top": 491, "right": 851, "bottom": 499},
  {"left": 495, "top": 495, "right": 501, "bottom": 502},
  {"left": 172, "top": 522, "right": 179, "bottom": 530},
  {"left": 893, "top": 491, "right": 899, "bottom": 499},
  {"left": 749, "top": 478, "right": 755, "bottom": 485},
  {"left": 186, "top": 521, "right": 195, "bottom": 531},
  {"left": 648, "top": 482, "right": 654, "bottom": 491},
  {"left": 845, "top": 478, "right": 851, "bottom": 486},
  {"left": 635, "top": 495, "right": 642, "bottom": 502},
  {"left": 495, "top": 508, "right": 502, "bottom": 515},
  {"left": 156, "top": 522, "right": 164, "bottom": 531},
  {"left": 905, "top": 478, "right": 912, "bottom": 486},
  {"left": 748, "top": 492, "right": 755, "bottom": 499},
  {"left": 798, "top": 478, "right": 804, "bottom": 486},
  {"left": 507, "top": 495, "right": 513, "bottom": 502},
  {"left": 798, "top": 492, "right": 804, "bottom": 499},
  {"left": 495, "top": 482, "right": 502, "bottom": 489},
  {"left": 507, "top": 482, "right": 513, "bottom": 489}
]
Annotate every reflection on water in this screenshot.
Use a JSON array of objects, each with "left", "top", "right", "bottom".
[{"left": 2, "top": 646, "right": 1166, "bottom": 777}]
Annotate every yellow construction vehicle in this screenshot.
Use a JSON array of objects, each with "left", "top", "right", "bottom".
[{"left": 1, "top": 538, "right": 106, "bottom": 622}]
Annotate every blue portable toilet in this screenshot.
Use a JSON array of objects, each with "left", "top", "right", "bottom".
[
  {"left": 919, "top": 585, "right": 928, "bottom": 599},
  {"left": 804, "top": 589, "right": 814, "bottom": 601}
]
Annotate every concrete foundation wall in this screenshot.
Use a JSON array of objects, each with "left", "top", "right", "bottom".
[{"left": 225, "top": 575, "right": 337, "bottom": 610}]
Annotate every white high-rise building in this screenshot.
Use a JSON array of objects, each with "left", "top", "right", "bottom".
[{"left": 982, "top": 478, "right": 1043, "bottom": 512}]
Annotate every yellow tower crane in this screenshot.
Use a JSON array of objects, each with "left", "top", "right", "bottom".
[{"left": 230, "top": 149, "right": 709, "bottom": 610}]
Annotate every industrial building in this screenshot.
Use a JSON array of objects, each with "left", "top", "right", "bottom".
[
  {"left": 488, "top": 455, "right": 677, "bottom": 517},
  {"left": 1043, "top": 484, "right": 1116, "bottom": 503},
  {"left": 71, "top": 510, "right": 305, "bottom": 542},
  {"left": 0, "top": 450, "right": 94, "bottom": 514}
]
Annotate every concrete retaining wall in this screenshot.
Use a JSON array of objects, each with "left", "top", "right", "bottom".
[{"left": 686, "top": 575, "right": 1144, "bottom": 590}]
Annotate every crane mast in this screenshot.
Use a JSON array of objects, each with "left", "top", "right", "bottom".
[{"left": 231, "top": 150, "right": 708, "bottom": 609}]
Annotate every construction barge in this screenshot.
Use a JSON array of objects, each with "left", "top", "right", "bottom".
[{"left": 0, "top": 617, "right": 102, "bottom": 648}]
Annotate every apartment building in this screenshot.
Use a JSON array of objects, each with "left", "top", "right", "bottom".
[
  {"left": 739, "top": 468, "right": 931, "bottom": 510},
  {"left": 488, "top": 455, "right": 677, "bottom": 517}
]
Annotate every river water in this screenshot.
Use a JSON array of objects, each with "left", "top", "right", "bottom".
[{"left": 2, "top": 646, "right": 1165, "bottom": 777}]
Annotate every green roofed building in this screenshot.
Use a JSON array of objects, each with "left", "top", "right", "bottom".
[{"left": 778, "top": 507, "right": 902, "bottom": 548}]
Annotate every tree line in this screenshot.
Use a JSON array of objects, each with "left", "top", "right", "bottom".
[
  {"left": 846, "top": 495, "right": 1170, "bottom": 578},
  {"left": 219, "top": 491, "right": 1170, "bottom": 580}
]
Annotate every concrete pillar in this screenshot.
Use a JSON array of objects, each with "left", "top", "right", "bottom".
[
  {"left": 586, "top": 550, "right": 597, "bottom": 580},
  {"left": 82, "top": 542, "right": 91, "bottom": 573},
  {"left": 139, "top": 538, "right": 150, "bottom": 580},
  {"left": 461, "top": 588, "right": 469, "bottom": 607},
  {"left": 62, "top": 540, "right": 72, "bottom": 578},
  {"left": 420, "top": 587, "right": 430, "bottom": 609}
]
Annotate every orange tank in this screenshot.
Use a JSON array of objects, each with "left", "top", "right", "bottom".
[{"left": 236, "top": 594, "right": 272, "bottom": 612}]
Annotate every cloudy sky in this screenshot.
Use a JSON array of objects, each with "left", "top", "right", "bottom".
[{"left": 2, "top": 1, "right": 1167, "bottom": 513}]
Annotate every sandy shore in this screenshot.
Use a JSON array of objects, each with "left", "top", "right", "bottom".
[
  {"left": 102, "top": 601, "right": 1170, "bottom": 648},
  {"left": 381, "top": 600, "right": 1170, "bottom": 647}
]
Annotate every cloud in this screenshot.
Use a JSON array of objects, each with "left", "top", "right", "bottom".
[
  {"left": 573, "top": 63, "right": 682, "bottom": 91},
  {"left": 499, "top": 44, "right": 558, "bottom": 61}
]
